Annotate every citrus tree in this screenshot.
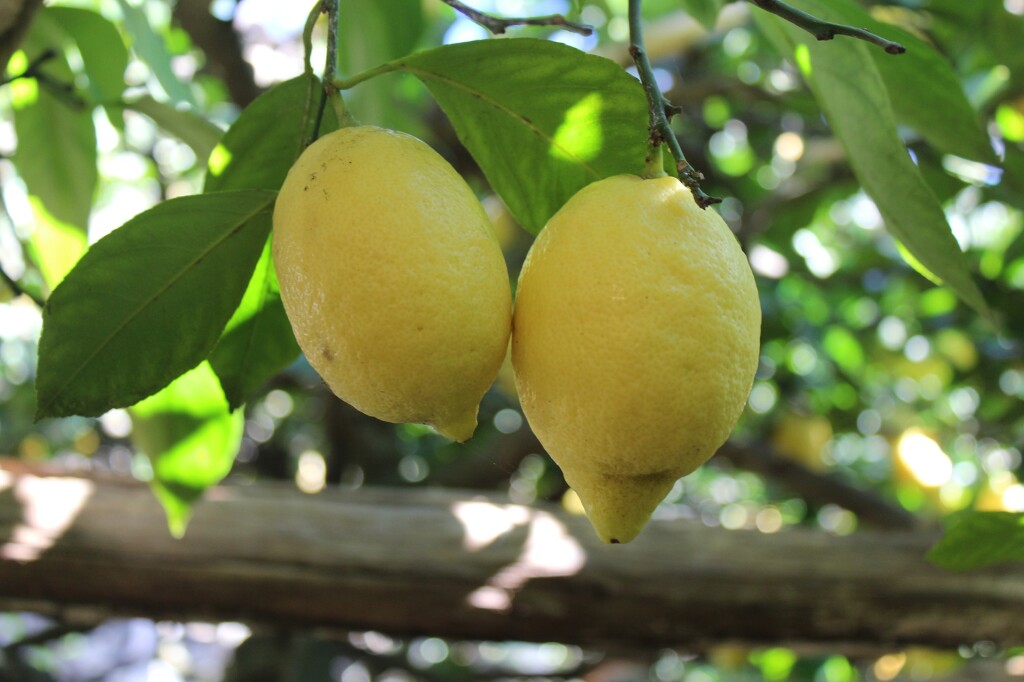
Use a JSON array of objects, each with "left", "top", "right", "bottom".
[{"left": 1, "top": 0, "right": 1023, "bottom": 676}]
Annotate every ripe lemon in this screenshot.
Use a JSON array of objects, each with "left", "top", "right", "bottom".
[
  {"left": 273, "top": 126, "right": 512, "bottom": 441},
  {"left": 512, "top": 174, "right": 761, "bottom": 543}
]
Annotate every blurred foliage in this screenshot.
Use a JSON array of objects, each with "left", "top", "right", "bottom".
[{"left": 1, "top": 0, "right": 1023, "bottom": 679}]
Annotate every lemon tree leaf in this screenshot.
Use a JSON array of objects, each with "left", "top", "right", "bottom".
[
  {"left": 131, "top": 362, "right": 244, "bottom": 537},
  {"left": 10, "top": 14, "right": 97, "bottom": 231},
  {"left": 204, "top": 73, "right": 333, "bottom": 192},
  {"left": 210, "top": 241, "right": 299, "bottom": 410},
  {"left": 399, "top": 38, "right": 649, "bottom": 234},
  {"left": 205, "top": 74, "right": 336, "bottom": 407},
  {"left": 793, "top": 0, "right": 995, "bottom": 164},
  {"left": 35, "top": 189, "right": 276, "bottom": 419},
  {"left": 758, "top": 11, "right": 988, "bottom": 317},
  {"left": 46, "top": 6, "right": 128, "bottom": 127},
  {"left": 115, "top": 0, "right": 195, "bottom": 107},
  {"left": 118, "top": 95, "right": 223, "bottom": 163},
  {"left": 927, "top": 512, "right": 1024, "bottom": 571}
]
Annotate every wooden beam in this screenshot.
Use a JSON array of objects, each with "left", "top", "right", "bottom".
[{"left": 1, "top": 466, "right": 1021, "bottom": 651}]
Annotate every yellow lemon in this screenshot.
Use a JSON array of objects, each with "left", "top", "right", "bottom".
[
  {"left": 273, "top": 126, "right": 512, "bottom": 441},
  {"left": 512, "top": 175, "right": 761, "bottom": 542}
]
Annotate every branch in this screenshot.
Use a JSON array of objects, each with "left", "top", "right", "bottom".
[
  {"left": 1, "top": 465, "right": 1022, "bottom": 652},
  {"left": 715, "top": 442, "right": 922, "bottom": 530},
  {"left": 746, "top": 0, "right": 906, "bottom": 54},
  {"left": 440, "top": 0, "right": 593, "bottom": 36},
  {"left": 628, "top": 0, "right": 719, "bottom": 208}
]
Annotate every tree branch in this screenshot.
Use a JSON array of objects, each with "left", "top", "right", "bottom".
[
  {"left": 715, "top": 442, "right": 922, "bottom": 530},
  {"left": 628, "top": 0, "right": 719, "bottom": 208},
  {"left": 440, "top": 0, "right": 593, "bottom": 36},
  {"left": 1, "top": 466, "right": 1021, "bottom": 652},
  {"left": 745, "top": 0, "right": 906, "bottom": 54}
]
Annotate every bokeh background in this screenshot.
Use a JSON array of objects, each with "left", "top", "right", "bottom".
[{"left": 1, "top": 0, "right": 1023, "bottom": 679}]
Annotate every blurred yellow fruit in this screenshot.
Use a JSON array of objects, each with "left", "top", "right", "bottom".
[
  {"left": 512, "top": 175, "right": 761, "bottom": 543},
  {"left": 772, "top": 411, "right": 832, "bottom": 471},
  {"left": 273, "top": 126, "right": 512, "bottom": 442}
]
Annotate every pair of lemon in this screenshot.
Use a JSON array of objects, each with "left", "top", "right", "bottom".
[{"left": 272, "top": 126, "right": 761, "bottom": 543}]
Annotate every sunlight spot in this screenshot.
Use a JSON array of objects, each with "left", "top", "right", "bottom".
[
  {"left": 457, "top": 504, "right": 586, "bottom": 613},
  {"left": 794, "top": 44, "right": 812, "bottom": 76},
  {"left": 2, "top": 475, "right": 94, "bottom": 562},
  {"left": 296, "top": 450, "right": 326, "bottom": 494},
  {"left": 453, "top": 500, "right": 530, "bottom": 551},
  {"left": 749, "top": 243, "right": 789, "bottom": 278},
  {"left": 208, "top": 143, "right": 232, "bottom": 176},
  {"left": 874, "top": 653, "right": 906, "bottom": 681},
  {"left": 1003, "top": 483, "right": 1024, "bottom": 512},
  {"left": 549, "top": 92, "right": 604, "bottom": 163},
  {"left": 774, "top": 131, "right": 804, "bottom": 162},
  {"left": 897, "top": 429, "right": 953, "bottom": 488}
]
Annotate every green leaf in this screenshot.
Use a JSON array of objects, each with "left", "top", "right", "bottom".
[
  {"left": 10, "top": 15, "right": 97, "bottom": 231},
  {"left": 680, "top": 0, "right": 725, "bottom": 31},
  {"left": 131, "top": 362, "right": 244, "bottom": 537},
  {"left": 758, "top": 10, "right": 988, "bottom": 317},
  {"left": 204, "top": 74, "right": 335, "bottom": 406},
  {"left": 927, "top": 512, "right": 1024, "bottom": 571},
  {"left": 45, "top": 6, "right": 128, "bottom": 127},
  {"left": 793, "top": 0, "right": 996, "bottom": 164},
  {"left": 119, "top": 94, "right": 223, "bottom": 162},
  {"left": 398, "top": 38, "right": 649, "bottom": 234},
  {"left": 204, "top": 73, "right": 335, "bottom": 192},
  {"left": 35, "top": 189, "right": 276, "bottom": 419},
  {"left": 209, "top": 240, "right": 300, "bottom": 410},
  {"left": 115, "top": 0, "right": 196, "bottom": 107}
]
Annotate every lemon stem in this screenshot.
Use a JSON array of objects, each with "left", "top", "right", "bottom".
[
  {"left": 308, "top": 0, "right": 357, "bottom": 142},
  {"left": 627, "top": 0, "right": 719, "bottom": 208}
]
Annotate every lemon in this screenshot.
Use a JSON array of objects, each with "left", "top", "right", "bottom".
[
  {"left": 273, "top": 126, "right": 512, "bottom": 441},
  {"left": 512, "top": 174, "right": 761, "bottom": 543}
]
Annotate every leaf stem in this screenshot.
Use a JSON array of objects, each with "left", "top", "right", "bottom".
[
  {"left": 308, "top": 0, "right": 355, "bottom": 144},
  {"left": 746, "top": 0, "right": 906, "bottom": 54},
  {"left": 331, "top": 62, "right": 401, "bottom": 91},
  {"left": 628, "top": 0, "right": 718, "bottom": 207},
  {"left": 440, "top": 0, "right": 593, "bottom": 36}
]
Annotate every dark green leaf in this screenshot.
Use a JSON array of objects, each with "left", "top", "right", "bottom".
[
  {"left": 10, "top": 15, "right": 97, "bottom": 231},
  {"left": 131, "top": 362, "right": 244, "bottom": 537},
  {"left": 679, "top": 0, "right": 725, "bottom": 31},
  {"left": 759, "top": 10, "right": 988, "bottom": 316},
  {"left": 46, "top": 6, "right": 128, "bottom": 127},
  {"left": 399, "top": 38, "right": 649, "bottom": 234},
  {"left": 791, "top": 0, "right": 996, "bottom": 164},
  {"left": 115, "top": 0, "right": 196, "bottom": 106},
  {"left": 35, "top": 189, "right": 276, "bottom": 419},
  {"left": 927, "top": 511, "right": 1024, "bottom": 571},
  {"left": 119, "top": 94, "right": 223, "bottom": 162},
  {"left": 204, "top": 73, "right": 335, "bottom": 192},
  {"left": 209, "top": 241, "right": 300, "bottom": 409},
  {"left": 204, "top": 74, "right": 334, "bottom": 406}
]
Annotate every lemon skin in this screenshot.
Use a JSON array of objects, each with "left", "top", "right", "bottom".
[
  {"left": 512, "top": 174, "right": 761, "bottom": 542},
  {"left": 273, "top": 126, "right": 512, "bottom": 441}
]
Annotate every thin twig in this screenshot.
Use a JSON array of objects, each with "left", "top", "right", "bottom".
[
  {"left": 746, "top": 0, "right": 906, "bottom": 54},
  {"left": 628, "top": 0, "right": 719, "bottom": 208},
  {"left": 440, "top": 0, "right": 593, "bottom": 36},
  {"left": 0, "top": 265, "right": 44, "bottom": 308},
  {"left": 0, "top": 48, "right": 56, "bottom": 86}
]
